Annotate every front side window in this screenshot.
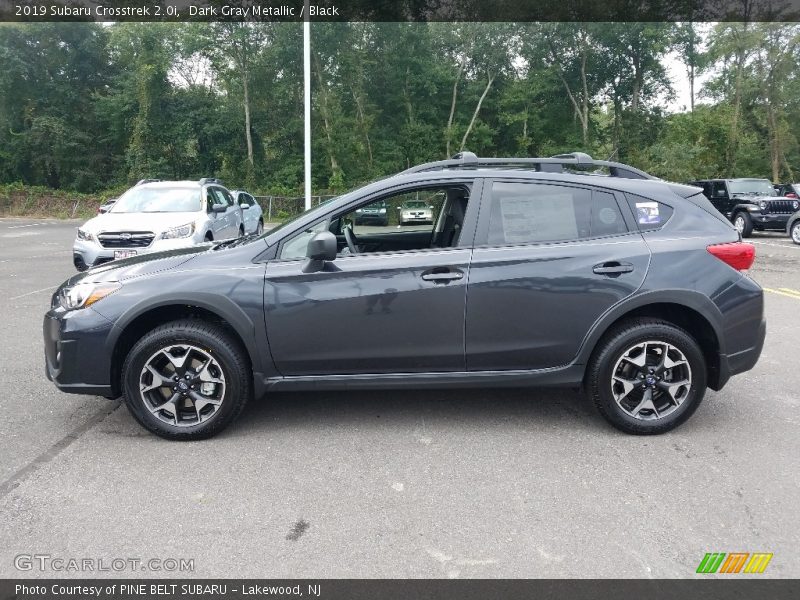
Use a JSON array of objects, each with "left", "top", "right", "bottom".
[
  {"left": 711, "top": 182, "right": 727, "bottom": 198},
  {"left": 279, "top": 220, "right": 328, "bottom": 260},
  {"left": 486, "top": 182, "right": 627, "bottom": 245},
  {"left": 213, "top": 188, "right": 234, "bottom": 207}
]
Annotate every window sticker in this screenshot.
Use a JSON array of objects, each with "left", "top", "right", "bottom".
[
  {"left": 635, "top": 201, "right": 661, "bottom": 225},
  {"left": 499, "top": 193, "right": 578, "bottom": 243}
]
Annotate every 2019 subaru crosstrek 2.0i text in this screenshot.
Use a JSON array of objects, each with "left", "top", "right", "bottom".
[{"left": 45, "top": 153, "right": 765, "bottom": 440}]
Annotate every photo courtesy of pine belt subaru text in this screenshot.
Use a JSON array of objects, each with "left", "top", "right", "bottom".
[
  {"left": 72, "top": 178, "right": 246, "bottom": 271},
  {"left": 45, "top": 152, "right": 766, "bottom": 440}
]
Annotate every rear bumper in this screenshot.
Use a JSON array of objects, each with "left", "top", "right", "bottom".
[
  {"left": 710, "top": 275, "right": 766, "bottom": 390},
  {"left": 714, "top": 316, "right": 766, "bottom": 390},
  {"left": 44, "top": 306, "right": 116, "bottom": 397}
]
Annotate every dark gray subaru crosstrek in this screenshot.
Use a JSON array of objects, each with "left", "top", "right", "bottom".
[{"left": 44, "top": 153, "right": 765, "bottom": 440}]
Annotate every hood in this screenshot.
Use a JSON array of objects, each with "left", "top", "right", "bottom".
[
  {"left": 65, "top": 245, "right": 210, "bottom": 287},
  {"left": 81, "top": 211, "right": 201, "bottom": 234}
]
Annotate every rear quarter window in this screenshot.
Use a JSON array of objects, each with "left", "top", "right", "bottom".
[{"left": 624, "top": 193, "right": 674, "bottom": 231}]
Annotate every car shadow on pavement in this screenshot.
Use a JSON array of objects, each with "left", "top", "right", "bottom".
[{"left": 222, "top": 387, "right": 609, "bottom": 439}]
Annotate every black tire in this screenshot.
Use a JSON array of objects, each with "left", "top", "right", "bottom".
[
  {"left": 588, "top": 318, "right": 707, "bottom": 435},
  {"left": 121, "top": 319, "right": 252, "bottom": 440},
  {"left": 205, "top": 232, "right": 213, "bottom": 242},
  {"left": 790, "top": 220, "right": 800, "bottom": 245},
  {"left": 73, "top": 255, "right": 89, "bottom": 272},
  {"left": 733, "top": 212, "right": 753, "bottom": 238}
]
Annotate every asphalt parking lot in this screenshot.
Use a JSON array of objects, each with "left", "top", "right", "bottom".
[{"left": 0, "top": 217, "right": 797, "bottom": 579}]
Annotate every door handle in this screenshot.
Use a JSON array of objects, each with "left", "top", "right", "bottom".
[
  {"left": 421, "top": 268, "right": 464, "bottom": 283},
  {"left": 592, "top": 262, "right": 634, "bottom": 275}
]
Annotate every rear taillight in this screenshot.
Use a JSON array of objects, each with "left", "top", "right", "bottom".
[{"left": 707, "top": 242, "right": 755, "bottom": 271}]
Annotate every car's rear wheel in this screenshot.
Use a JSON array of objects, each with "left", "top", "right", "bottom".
[
  {"left": 121, "top": 319, "right": 251, "bottom": 440},
  {"left": 790, "top": 221, "right": 800, "bottom": 245},
  {"left": 588, "top": 318, "right": 707, "bottom": 435},
  {"left": 733, "top": 212, "right": 753, "bottom": 238}
]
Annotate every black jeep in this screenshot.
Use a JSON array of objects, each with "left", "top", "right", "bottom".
[{"left": 687, "top": 178, "right": 799, "bottom": 237}]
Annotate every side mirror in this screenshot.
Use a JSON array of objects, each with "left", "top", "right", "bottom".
[
  {"left": 212, "top": 203, "right": 227, "bottom": 213},
  {"left": 240, "top": 203, "right": 250, "bottom": 209},
  {"left": 303, "top": 231, "right": 337, "bottom": 273}
]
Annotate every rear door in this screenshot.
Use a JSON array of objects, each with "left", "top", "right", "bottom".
[{"left": 465, "top": 179, "right": 650, "bottom": 371}]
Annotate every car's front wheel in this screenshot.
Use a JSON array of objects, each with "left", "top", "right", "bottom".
[
  {"left": 121, "top": 319, "right": 251, "bottom": 440},
  {"left": 588, "top": 318, "right": 707, "bottom": 435},
  {"left": 790, "top": 220, "right": 800, "bottom": 245},
  {"left": 733, "top": 212, "right": 753, "bottom": 237}
]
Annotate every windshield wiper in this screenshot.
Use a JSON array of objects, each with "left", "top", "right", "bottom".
[{"left": 212, "top": 233, "right": 261, "bottom": 251}]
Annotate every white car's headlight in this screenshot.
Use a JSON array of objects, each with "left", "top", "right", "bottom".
[
  {"left": 59, "top": 282, "right": 121, "bottom": 311},
  {"left": 160, "top": 223, "right": 195, "bottom": 240},
  {"left": 76, "top": 229, "right": 95, "bottom": 242}
]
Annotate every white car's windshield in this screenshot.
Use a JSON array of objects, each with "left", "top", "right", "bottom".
[
  {"left": 111, "top": 187, "right": 202, "bottom": 213},
  {"left": 728, "top": 180, "right": 775, "bottom": 196}
]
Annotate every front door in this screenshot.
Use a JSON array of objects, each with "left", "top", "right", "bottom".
[{"left": 263, "top": 181, "right": 479, "bottom": 376}]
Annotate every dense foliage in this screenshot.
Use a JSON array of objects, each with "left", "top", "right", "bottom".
[{"left": 0, "top": 22, "right": 798, "bottom": 196}]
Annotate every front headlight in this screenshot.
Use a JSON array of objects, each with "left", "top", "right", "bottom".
[
  {"left": 160, "top": 222, "right": 195, "bottom": 240},
  {"left": 379, "top": 208, "right": 386, "bottom": 214},
  {"left": 793, "top": 201, "right": 799, "bottom": 210},
  {"left": 59, "top": 282, "right": 121, "bottom": 311},
  {"left": 76, "top": 229, "right": 95, "bottom": 242},
  {"left": 758, "top": 200, "right": 768, "bottom": 210}
]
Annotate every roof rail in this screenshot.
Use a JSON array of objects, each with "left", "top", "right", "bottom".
[
  {"left": 399, "top": 152, "right": 656, "bottom": 180},
  {"left": 199, "top": 177, "right": 223, "bottom": 185},
  {"left": 135, "top": 178, "right": 161, "bottom": 186}
]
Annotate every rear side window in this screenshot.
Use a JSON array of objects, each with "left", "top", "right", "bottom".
[
  {"left": 486, "top": 182, "right": 627, "bottom": 245},
  {"left": 624, "top": 193, "right": 674, "bottom": 231}
]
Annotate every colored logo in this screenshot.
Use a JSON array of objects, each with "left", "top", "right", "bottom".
[{"left": 696, "top": 552, "right": 773, "bottom": 574}]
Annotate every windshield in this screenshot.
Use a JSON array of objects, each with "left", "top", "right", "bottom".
[
  {"left": 403, "top": 201, "right": 428, "bottom": 209},
  {"left": 728, "top": 180, "right": 775, "bottom": 196},
  {"left": 111, "top": 186, "right": 202, "bottom": 213}
]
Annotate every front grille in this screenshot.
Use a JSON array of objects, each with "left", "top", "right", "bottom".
[
  {"left": 765, "top": 199, "right": 796, "bottom": 214},
  {"left": 98, "top": 231, "right": 155, "bottom": 248}
]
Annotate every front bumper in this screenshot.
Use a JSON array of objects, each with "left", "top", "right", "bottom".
[
  {"left": 749, "top": 212, "right": 791, "bottom": 230},
  {"left": 43, "top": 305, "right": 116, "bottom": 397},
  {"left": 73, "top": 235, "right": 203, "bottom": 269}
]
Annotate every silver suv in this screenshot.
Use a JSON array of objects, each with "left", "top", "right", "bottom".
[{"left": 73, "top": 179, "right": 244, "bottom": 271}]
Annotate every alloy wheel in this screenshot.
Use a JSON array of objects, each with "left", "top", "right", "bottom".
[
  {"left": 734, "top": 215, "right": 745, "bottom": 233},
  {"left": 792, "top": 222, "right": 800, "bottom": 244},
  {"left": 139, "top": 344, "right": 226, "bottom": 427},
  {"left": 610, "top": 340, "right": 692, "bottom": 421}
]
